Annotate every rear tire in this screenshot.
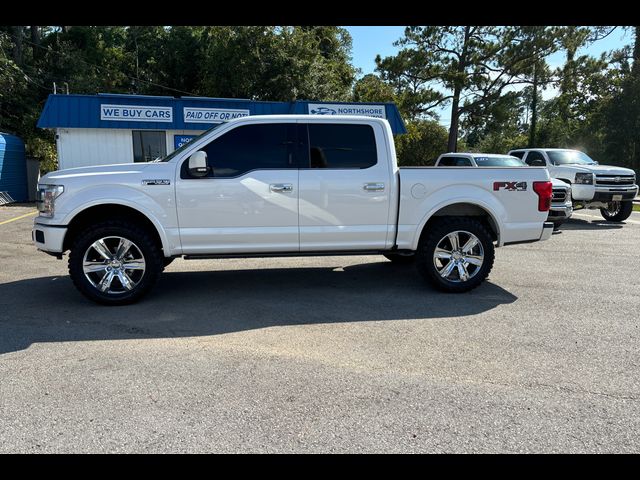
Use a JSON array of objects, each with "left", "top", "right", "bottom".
[
  {"left": 416, "top": 217, "right": 495, "bottom": 293},
  {"left": 600, "top": 201, "right": 633, "bottom": 222},
  {"left": 68, "top": 220, "right": 164, "bottom": 305},
  {"left": 383, "top": 253, "right": 415, "bottom": 264}
]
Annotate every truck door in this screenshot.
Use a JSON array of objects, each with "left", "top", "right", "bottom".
[
  {"left": 175, "top": 122, "right": 300, "bottom": 254},
  {"left": 298, "top": 122, "right": 392, "bottom": 251}
]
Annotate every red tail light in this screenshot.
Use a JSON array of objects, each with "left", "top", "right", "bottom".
[{"left": 533, "top": 181, "right": 552, "bottom": 212}]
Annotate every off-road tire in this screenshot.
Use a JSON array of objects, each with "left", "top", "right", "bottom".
[
  {"left": 68, "top": 220, "right": 164, "bottom": 305},
  {"left": 600, "top": 201, "right": 633, "bottom": 222},
  {"left": 416, "top": 217, "right": 495, "bottom": 293}
]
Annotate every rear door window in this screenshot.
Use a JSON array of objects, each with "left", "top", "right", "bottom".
[
  {"left": 438, "top": 156, "right": 473, "bottom": 166},
  {"left": 304, "top": 124, "right": 377, "bottom": 169}
]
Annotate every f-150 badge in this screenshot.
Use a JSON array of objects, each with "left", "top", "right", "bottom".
[
  {"left": 142, "top": 179, "right": 171, "bottom": 186},
  {"left": 493, "top": 181, "right": 527, "bottom": 191}
]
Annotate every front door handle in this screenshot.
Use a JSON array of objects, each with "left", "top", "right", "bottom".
[
  {"left": 363, "top": 182, "right": 385, "bottom": 192},
  {"left": 270, "top": 183, "right": 294, "bottom": 193}
]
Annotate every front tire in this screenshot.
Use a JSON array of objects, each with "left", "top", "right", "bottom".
[
  {"left": 600, "top": 201, "right": 633, "bottom": 222},
  {"left": 68, "top": 220, "right": 164, "bottom": 305},
  {"left": 416, "top": 217, "right": 495, "bottom": 293}
]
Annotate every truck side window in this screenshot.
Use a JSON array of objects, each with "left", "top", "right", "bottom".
[
  {"left": 524, "top": 151, "right": 546, "bottom": 167},
  {"left": 307, "top": 124, "right": 377, "bottom": 169},
  {"left": 438, "top": 156, "right": 472, "bottom": 166},
  {"left": 197, "top": 124, "right": 293, "bottom": 178},
  {"left": 510, "top": 151, "right": 525, "bottom": 159}
]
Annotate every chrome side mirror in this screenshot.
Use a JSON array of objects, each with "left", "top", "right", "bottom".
[{"left": 188, "top": 151, "right": 209, "bottom": 178}]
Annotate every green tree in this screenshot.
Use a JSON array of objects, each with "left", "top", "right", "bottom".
[
  {"left": 352, "top": 74, "right": 396, "bottom": 103},
  {"left": 378, "top": 26, "right": 543, "bottom": 152},
  {"left": 601, "top": 26, "right": 640, "bottom": 175},
  {"left": 395, "top": 119, "right": 449, "bottom": 166}
]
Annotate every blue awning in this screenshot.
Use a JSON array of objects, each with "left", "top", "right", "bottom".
[{"left": 37, "top": 93, "right": 407, "bottom": 134}]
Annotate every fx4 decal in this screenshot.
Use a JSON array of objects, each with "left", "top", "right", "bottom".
[{"left": 493, "top": 181, "right": 527, "bottom": 191}]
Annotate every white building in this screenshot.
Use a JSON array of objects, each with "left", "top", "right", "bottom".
[{"left": 37, "top": 93, "right": 406, "bottom": 170}]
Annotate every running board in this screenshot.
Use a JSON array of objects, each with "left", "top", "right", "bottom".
[{"left": 182, "top": 250, "right": 414, "bottom": 260}]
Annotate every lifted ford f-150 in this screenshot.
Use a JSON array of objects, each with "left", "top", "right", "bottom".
[{"left": 34, "top": 115, "right": 554, "bottom": 305}]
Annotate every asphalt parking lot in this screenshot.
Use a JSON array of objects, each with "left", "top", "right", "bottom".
[{"left": 1, "top": 204, "right": 639, "bottom": 453}]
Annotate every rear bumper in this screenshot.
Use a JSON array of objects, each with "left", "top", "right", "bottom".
[
  {"left": 502, "top": 221, "right": 554, "bottom": 246},
  {"left": 539, "top": 221, "right": 554, "bottom": 241},
  {"left": 32, "top": 222, "right": 67, "bottom": 253}
]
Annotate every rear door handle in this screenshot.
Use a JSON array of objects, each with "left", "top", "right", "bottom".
[
  {"left": 363, "top": 182, "right": 385, "bottom": 192},
  {"left": 270, "top": 183, "right": 293, "bottom": 193}
]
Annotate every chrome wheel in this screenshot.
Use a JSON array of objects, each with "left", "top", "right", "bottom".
[
  {"left": 82, "top": 236, "right": 146, "bottom": 295},
  {"left": 432, "top": 230, "right": 484, "bottom": 283},
  {"left": 604, "top": 201, "right": 621, "bottom": 217}
]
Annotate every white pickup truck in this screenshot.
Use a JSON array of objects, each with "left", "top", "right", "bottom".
[
  {"left": 33, "top": 115, "right": 554, "bottom": 305},
  {"left": 509, "top": 148, "right": 638, "bottom": 222}
]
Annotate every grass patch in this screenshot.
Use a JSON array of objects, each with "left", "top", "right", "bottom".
[{"left": 633, "top": 203, "right": 640, "bottom": 212}]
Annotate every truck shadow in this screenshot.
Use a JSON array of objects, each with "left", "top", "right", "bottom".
[
  {"left": 562, "top": 218, "right": 625, "bottom": 230},
  {"left": 0, "top": 261, "right": 517, "bottom": 355}
]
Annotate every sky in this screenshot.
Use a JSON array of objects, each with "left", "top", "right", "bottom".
[{"left": 344, "top": 26, "right": 634, "bottom": 126}]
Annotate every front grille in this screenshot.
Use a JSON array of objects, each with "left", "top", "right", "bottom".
[
  {"left": 595, "top": 175, "right": 635, "bottom": 186},
  {"left": 552, "top": 188, "right": 567, "bottom": 202}
]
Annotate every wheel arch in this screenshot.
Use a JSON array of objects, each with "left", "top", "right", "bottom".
[
  {"left": 414, "top": 202, "right": 501, "bottom": 250},
  {"left": 62, "top": 203, "right": 170, "bottom": 256}
]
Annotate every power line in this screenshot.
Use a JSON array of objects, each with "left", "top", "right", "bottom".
[{"left": 16, "top": 33, "right": 199, "bottom": 97}]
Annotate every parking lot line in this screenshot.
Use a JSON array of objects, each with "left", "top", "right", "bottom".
[
  {"left": 571, "top": 212, "right": 640, "bottom": 225},
  {"left": 0, "top": 211, "right": 38, "bottom": 226}
]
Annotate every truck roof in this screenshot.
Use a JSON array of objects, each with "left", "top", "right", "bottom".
[
  {"left": 440, "top": 152, "right": 518, "bottom": 158},
  {"left": 509, "top": 148, "right": 580, "bottom": 152}
]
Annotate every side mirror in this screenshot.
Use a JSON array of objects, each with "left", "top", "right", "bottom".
[{"left": 188, "top": 151, "right": 209, "bottom": 178}]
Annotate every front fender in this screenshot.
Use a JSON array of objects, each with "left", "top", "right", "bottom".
[{"left": 56, "top": 184, "right": 177, "bottom": 255}]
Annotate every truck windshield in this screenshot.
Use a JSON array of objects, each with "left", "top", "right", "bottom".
[
  {"left": 547, "top": 150, "right": 596, "bottom": 166},
  {"left": 473, "top": 156, "right": 526, "bottom": 167},
  {"left": 154, "top": 124, "right": 224, "bottom": 162}
]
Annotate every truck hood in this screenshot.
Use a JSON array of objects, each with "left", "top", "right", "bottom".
[
  {"left": 40, "top": 163, "right": 152, "bottom": 184},
  {"left": 551, "top": 178, "right": 570, "bottom": 189},
  {"left": 558, "top": 164, "right": 636, "bottom": 176}
]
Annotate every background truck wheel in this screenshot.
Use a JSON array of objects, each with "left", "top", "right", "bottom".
[
  {"left": 68, "top": 220, "right": 164, "bottom": 305},
  {"left": 383, "top": 253, "right": 415, "bottom": 264},
  {"left": 600, "top": 201, "right": 633, "bottom": 222},
  {"left": 416, "top": 217, "right": 495, "bottom": 293},
  {"left": 552, "top": 220, "right": 566, "bottom": 231}
]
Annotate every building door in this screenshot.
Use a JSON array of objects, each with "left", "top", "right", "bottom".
[
  {"left": 175, "top": 122, "right": 300, "bottom": 254},
  {"left": 132, "top": 130, "right": 166, "bottom": 162}
]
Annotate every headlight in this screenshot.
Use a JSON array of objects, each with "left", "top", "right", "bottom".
[
  {"left": 574, "top": 173, "right": 593, "bottom": 185},
  {"left": 36, "top": 185, "right": 64, "bottom": 217}
]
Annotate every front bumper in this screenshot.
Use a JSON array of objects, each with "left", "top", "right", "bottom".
[
  {"left": 591, "top": 186, "right": 638, "bottom": 202},
  {"left": 32, "top": 221, "right": 67, "bottom": 253},
  {"left": 548, "top": 204, "right": 573, "bottom": 222},
  {"left": 572, "top": 184, "right": 638, "bottom": 202}
]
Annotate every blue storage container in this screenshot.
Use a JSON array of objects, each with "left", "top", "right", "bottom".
[{"left": 0, "top": 132, "right": 28, "bottom": 203}]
